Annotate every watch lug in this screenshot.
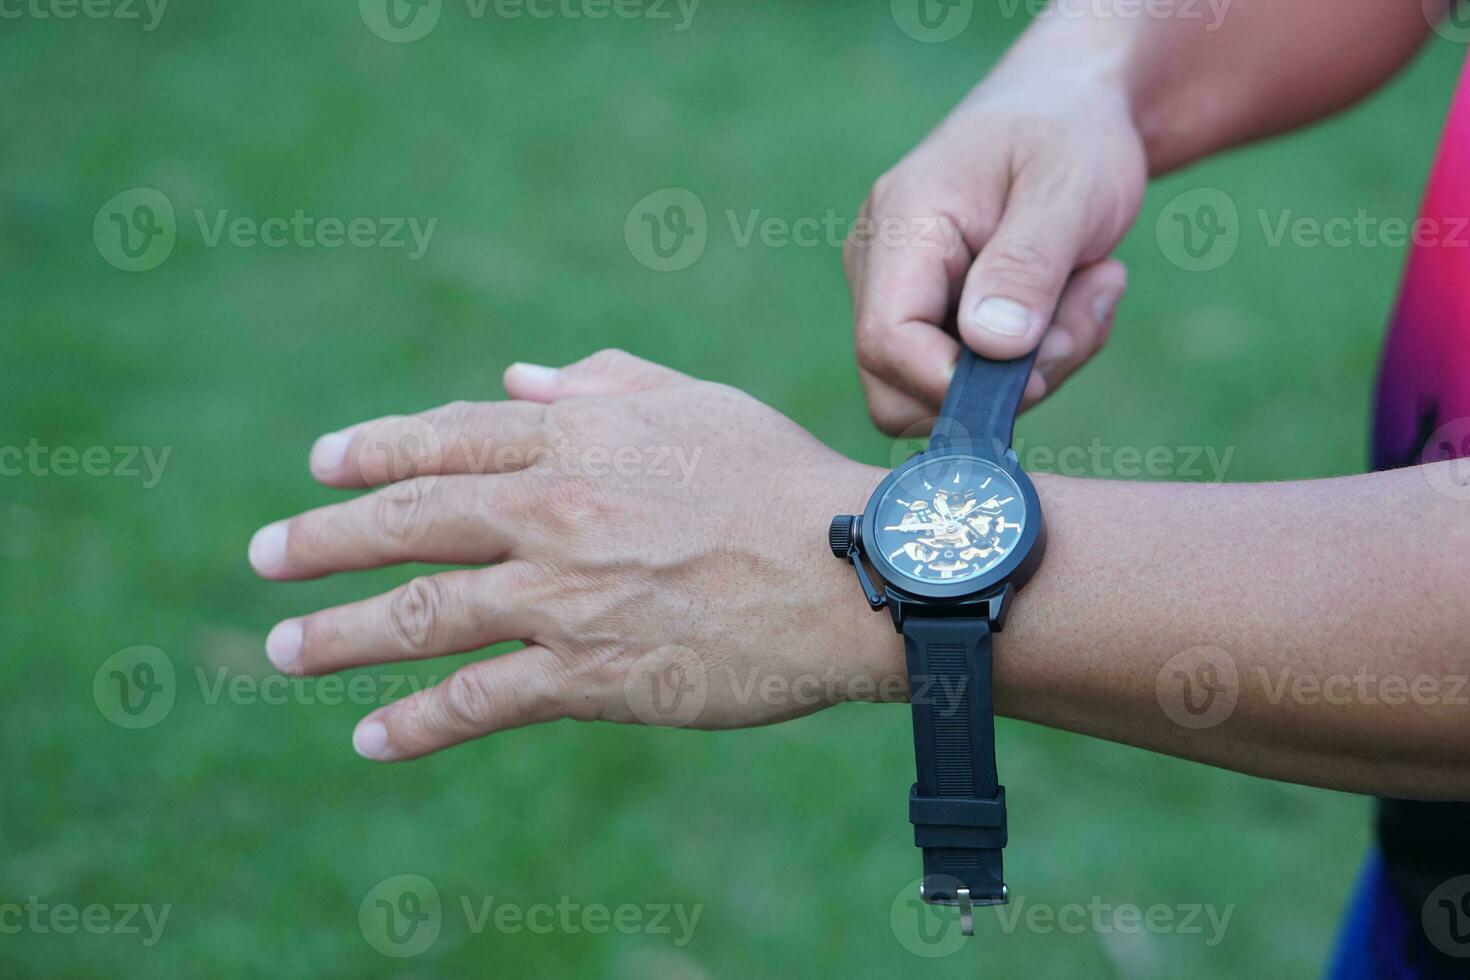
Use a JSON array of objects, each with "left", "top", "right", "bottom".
[
  {"left": 888, "top": 583, "right": 1015, "bottom": 631},
  {"left": 986, "top": 582, "right": 1016, "bottom": 632}
]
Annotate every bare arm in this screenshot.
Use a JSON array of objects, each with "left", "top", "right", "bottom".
[
  {"left": 968, "top": 463, "right": 1470, "bottom": 799},
  {"left": 1000, "top": 0, "right": 1444, "bottom": 173}
]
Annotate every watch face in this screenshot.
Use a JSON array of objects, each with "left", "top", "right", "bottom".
[{"left": 872, "top": 455, "right": 1026, "bottom": 586}]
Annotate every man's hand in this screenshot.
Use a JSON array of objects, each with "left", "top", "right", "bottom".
[
  {"left": 846, "top": 56, "right": 1145, "bottom": 434},
  {"left": 248, "top": 350, "right": 895, "bottom": 761}
]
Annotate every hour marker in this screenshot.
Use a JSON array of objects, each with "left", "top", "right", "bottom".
[
  {"left": 997, "top": 496, "right": 1014, "bottom": 506},
  {"left": 952, "top": 473, "right": 961, "bottom": 484},
  {"left": 980, "top": 478, "right": 991, "bottom": 489}
]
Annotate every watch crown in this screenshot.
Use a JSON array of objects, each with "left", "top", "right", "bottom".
[{"left": 828, "top": 515, "right": 856, "bottom": 558}]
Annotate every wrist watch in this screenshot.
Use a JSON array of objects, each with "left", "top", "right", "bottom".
[{"left": 829, "top": 347, "right": 1044, "bottom": 936}]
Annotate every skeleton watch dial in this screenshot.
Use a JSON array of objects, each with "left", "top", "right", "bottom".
[{"left": 872, "top": 455, "right": 1026, "bottom": 586}]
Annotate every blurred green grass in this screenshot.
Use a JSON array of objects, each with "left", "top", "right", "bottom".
[{"left": 0, "top": 2, "right": 1462, "bottom": 976}]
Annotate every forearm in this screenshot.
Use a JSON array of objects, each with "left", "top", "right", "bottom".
[
  {"left": 841, "top": 460, "right": 1470, "bottom": 798},
  {"left": 989, "top": 0, "right": 1439, "bottom": 174}
]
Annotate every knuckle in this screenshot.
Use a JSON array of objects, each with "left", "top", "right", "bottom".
[
  {"left": 372, "top": 486, "right": 431, "bottom": 545},
  {"left": 389, "top": 576, "right": 444, "bottom": 653},
  {"left": 868, "top": 170, "right": 906, "bottom": 209},
  {"left": 868, "top": 399, "right": 917, "bottom": 437},
  {"left": 580, "top": 348, "right": 636, "bottom": 375},
  {"left": 443, "top": 668, "right": 496, "bottom": 730},
  {"left": 982, "top": 235, "right": 1057, "bottom": 295},
  {"left": 853, "top": 325, "right": 896, "bottom": 374},
  {"left": 427, "top": 399, "right": 477, "bottom": 433},
  {"left": 538, "top": 400, "right": 593, "bottom": 454}
]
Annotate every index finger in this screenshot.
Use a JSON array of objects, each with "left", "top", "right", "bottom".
[{"left": 849, "top": 197, "right": 977, "bottom": 408}]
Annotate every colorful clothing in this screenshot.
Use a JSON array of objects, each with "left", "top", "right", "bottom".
[{"left": 1333, "top": 50, "right": 1470, "bottom": 980}]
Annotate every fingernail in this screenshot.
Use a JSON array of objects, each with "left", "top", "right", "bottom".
[
  {"left": 968, "top": 297, "right": 1038, "bottom": 337},
  {"left": 265, "top": 620, "right": 303, "bottom": 671},
  {"left": 310, "top": 430, "right": 352, "bottom": 477},
  {"left": 354, "top": 720, "right": 391, "bottom": 760},
  {"left": 248, "top": 521, "right": 289, "bottom": 575},
  {"left": 1035, "top": 328, "right": 1074, "bottom": 369},
  {"left": 507, "top": 362, "right": 559, "bottom": 386},
  {"left": 944, "top": 356, "right": 958, "bottom": 383},
  {"left": 1092, "top": 288, "right": 1123, "bottom": 326}
]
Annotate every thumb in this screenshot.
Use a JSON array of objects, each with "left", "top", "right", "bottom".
[
  {"left": 957, "top": 176, "right": 1096, "bottom": 360},
  {"left": 504, "top": 348, "right": 687, "bottom": 402}
]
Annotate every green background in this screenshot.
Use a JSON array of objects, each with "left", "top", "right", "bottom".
[{"left": 2, "top": 2, "right": 1462, "bottom": 976}]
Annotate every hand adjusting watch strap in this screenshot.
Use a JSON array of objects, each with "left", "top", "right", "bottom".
[{"left": 905, "top": 347, "right": 1037, "bottom": 916}]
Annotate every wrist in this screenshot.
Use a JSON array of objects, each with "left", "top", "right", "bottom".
[
  {"left": 810, "top": 461, "right": 909, "bottom": 702},
  {"left": 979, "top": 6, "right": 1183, "bottom": 176}
]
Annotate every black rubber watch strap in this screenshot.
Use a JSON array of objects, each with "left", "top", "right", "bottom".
[
  {"left": 902, "top": 615, "right": 1006, "bottom": 902},
  {"left": 929, "top": 347, "right": 1037, "bottom": 455}
]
